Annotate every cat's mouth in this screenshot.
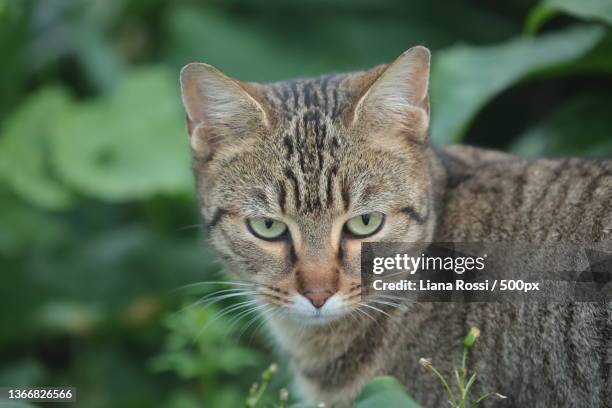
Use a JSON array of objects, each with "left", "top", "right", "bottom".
[
  {"left": 276, "top": 293, "right": 354, "bottom": 326},
  {"left": 286, "top": 311, "right": 348, "bottom": 326},
  {"left": 295, "top": 312, "right": 344, "bottom": 325}
]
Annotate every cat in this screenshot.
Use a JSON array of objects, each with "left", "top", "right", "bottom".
[{"left": 179, "top": 46, "right": 612, "bottom": 407}]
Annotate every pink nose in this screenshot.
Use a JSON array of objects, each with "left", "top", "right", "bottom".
[{"left": 303, "top": 290, "right": 334, "bottom": 308}]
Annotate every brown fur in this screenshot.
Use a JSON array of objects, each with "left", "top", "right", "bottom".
[{"left": 179, "top": 47, "right": 612, "bottom": 407}]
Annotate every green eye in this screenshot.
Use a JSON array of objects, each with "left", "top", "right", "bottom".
[
  {"left": 345, "top": 212, "right": 385, "bottom": 237},
  {"left": 247, "top": 218, "right": 288, "bottom": 240}
]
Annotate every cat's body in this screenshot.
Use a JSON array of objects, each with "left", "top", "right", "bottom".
[
  {"left": 271, "top": 145, "right": 612, "bottom": 407},
  {"left": 179, "top": 47, "right": 612, "bottom": 407}
]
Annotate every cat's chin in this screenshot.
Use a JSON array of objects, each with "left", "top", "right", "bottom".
[
  {"left": 269, "top": 307, "right": 349, "bottom": 327},
  {"left": 287, "top": 311, "right": 346, "bottom": 326}
]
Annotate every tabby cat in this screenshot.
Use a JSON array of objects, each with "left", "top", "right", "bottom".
[{"left": 179, "top": 47, "right": 612, "bottom": 407}]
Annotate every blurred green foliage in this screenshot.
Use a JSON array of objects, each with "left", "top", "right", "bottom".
[
  {"left": 0, "top": 0, "right": 611, "bottom": 407},
  {"left": 150, "top": 305, "right": 266, "bottom": 407},
  {"left": 353, "top": 377, "right": 423, "bottom": 408}
]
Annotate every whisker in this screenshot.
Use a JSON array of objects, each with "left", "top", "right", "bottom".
[
  {"left": 227, "top": 301, "right": 272, "bottom": 332},
  {"left": 168, "top": 290, "right": 256, "bottom": 321},
  {"left": 354, "top": 305, "right": 378, "bottom": 326},
  {"left": 193, "top": 288, "right": 258, "bottom": 307},
  {"left": 206, "top": 299, "right": 259, "bottom": 323},
  {"left": 367, "top": 299, "right": 401, "bottom": 308},
  {"left": 184, "top": 290, "right": 259, "bottom": 314},
  {"left": 172, "top": 280, "right": 256, "bottom": 293},
  {"left": 238, "top": 304, "right": 275, "bottom": 340},
  {"left": 371, "top": 293, "right": 408, "bottom": 302},
  {"left": 344, "top": 306, "right": 362, "bottom": 326},
  {"left": 224, "top": 300, "right": 266, "bottom": 330},
  {"left": 192, "top": 299, "right": 260, "bottom": 343},
  {"left": 349, "top": 307, "right": 362, "bottom": 324},
  {"left": 247, "top": 306, "right": 285, "bottom": 344},
  {"left": 359, "top": 302, "right": 392, "bottom": 319},
  {"left": 176, "top": 223, "right": 205, "bottom": 232},
  {"left": 191, "top": 287, "right": 253, "bottom": 303}
]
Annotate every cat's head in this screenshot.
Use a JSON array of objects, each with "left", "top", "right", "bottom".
[{"left": 180, "top": 47, "right": 435, "bottom": 325}]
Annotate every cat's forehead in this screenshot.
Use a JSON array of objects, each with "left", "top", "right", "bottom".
[
  {"left": 259, "top": 74, "right": 361, "bottom": 169},
  {"left": 258, "top": 82, "right": 352, "bottom": 216},
  {"left": 264, "top": 74, "right": 357, "bottom": 122}
]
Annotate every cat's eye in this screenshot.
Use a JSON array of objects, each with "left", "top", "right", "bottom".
[
  {"left": 247, "top": 218, "right": 288, "bottom": 241},
  {"left": 344, "top": 212, "right": 385, "bottom": 238}
]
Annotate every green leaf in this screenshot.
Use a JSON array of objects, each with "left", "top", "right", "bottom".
[
  {"left": 527, "top": 0, "right": 612, "bottom": 33},
  {"left": 355, "top": 376, "right": 423, "bottom": 408},
  {"left": 525, "top": 4, "right": 558, "bottom": 35},
  {"left": 164, "top": 3, "right": 518, "bottom": 82},
  {"left": 151, "top": 305, "right": 262, "bottom": 379},
  {"left": 73, "top": 28, "right": 125, "bottom": 91},
  {"left": 51, "top": 67, "right": 193, "bottom": 201},
  {"left": 430, "top": 25, "right": 605, "bottom": 144},
  {"left": 510, "top": 93, "right": 612, "bottom": 157},
  {"left": 0, "top": 87, "right": 74, "bottom": 209}
]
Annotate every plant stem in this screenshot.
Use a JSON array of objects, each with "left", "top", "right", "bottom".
[
  {"left": 458, "top": 346, "right": 469, "bottom": 407},
  {"left": 461, "top": 347, "right": 468, "bottom": 374},
  {"left": 428, "top": 364, "right": 457, "bottom": 407},
  {"left": 471, "top": 392, "right": 494, "bottom": 407},
  {"left": 245, "top": 364, "right": 277, "bottom": 408}
]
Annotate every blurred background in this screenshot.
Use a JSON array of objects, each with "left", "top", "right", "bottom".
[{"left": 0, "top": 0, "right": 610, "bottom": 407}]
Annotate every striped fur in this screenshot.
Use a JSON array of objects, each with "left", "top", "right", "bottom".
[{"left": 180, "top": 48, "right": 612, "bottom": 407}]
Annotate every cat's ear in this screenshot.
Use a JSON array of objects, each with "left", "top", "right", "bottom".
[
  {"left": 180, "top": 63, "right": 270, "bottom": 157},
  {"left": 350, "top": 46, "right": 430, "bottom": 141}
]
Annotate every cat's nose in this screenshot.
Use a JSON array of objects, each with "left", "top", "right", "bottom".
[{"left": 302, "top": 290, "right": 334, "bottom": 308}]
